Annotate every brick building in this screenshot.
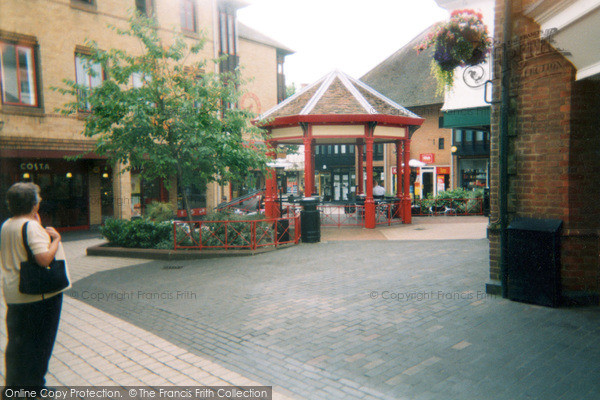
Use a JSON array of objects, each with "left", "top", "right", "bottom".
[
  {"left": 361, "top": 27, "right": 454, "bottom": 199},
  {"left": 487, "top": 0, "right": 600, "bottom": 303},
  {"left": 0, "top": 0, "right": 291, "bottom": 229}
]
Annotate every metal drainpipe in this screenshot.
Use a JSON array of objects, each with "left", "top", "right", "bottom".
[{"left": 499, "top": 0, "right": 512, "bottom": 298}]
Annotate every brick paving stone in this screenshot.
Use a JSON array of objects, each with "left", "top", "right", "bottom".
[{"left": 1, "top": 225, "right": 599, "bottom": 400}]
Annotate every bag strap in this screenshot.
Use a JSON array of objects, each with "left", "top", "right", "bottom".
[{"left": 21, "top": 221, "right": 36, "bottom": 263}]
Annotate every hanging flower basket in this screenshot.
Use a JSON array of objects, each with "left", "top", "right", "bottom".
[{"left": 416, "top": 9, "right": 491, "bottom": 93}]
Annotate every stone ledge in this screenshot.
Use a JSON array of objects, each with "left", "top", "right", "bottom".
[
  {"left": 562, "top": 291, "right": 600, "bottom": 307},
  {"left": 86, "top": 242, "right": 295, "bottom": 260},
  {"left": 485, "top": 281, "right": 600, "bottom": 307},
  {"left": 485, "top": 280, "right": 502, "bottom": 295}
]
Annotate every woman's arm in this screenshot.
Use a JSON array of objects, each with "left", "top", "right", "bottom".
[{"left": 33, "top": 227, "right": 61, "bottom": 267}]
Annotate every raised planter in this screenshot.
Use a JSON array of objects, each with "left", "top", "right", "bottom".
[{"left": 86, "top": 242, "right": 294, "bottom": 260}]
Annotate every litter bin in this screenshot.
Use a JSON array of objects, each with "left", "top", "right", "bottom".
[
  {"left": 276, "top": 219, "right": 290, "bottom": 242},
  {"left": 300, "top": 197, "right": 320, "bottom": 243},
  {"left": 507, "top": 218, "right": 562, "bottom": 307}
]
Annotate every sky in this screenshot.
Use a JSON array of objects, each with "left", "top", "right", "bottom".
[{"left": 237, "top": 0, "right": 449, "bottom": 88}]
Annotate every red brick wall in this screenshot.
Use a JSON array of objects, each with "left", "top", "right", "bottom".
[{"left": 490, "top": 0, "right": 600, "bottom": 296}]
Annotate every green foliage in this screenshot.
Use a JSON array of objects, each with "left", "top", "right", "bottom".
[
  {"left": 145, "top": 201, "right": 175, "bottom": 222},
  {"left": 101, "top": 212, "right": 284, "bottom": 250},
  {"left": 101, "top": 218, "right": 172, "bottom": 249},
  {"left": 430, "top": 61, "right": 455, "bottom": 96},
  {"left": 285, "top": 83, "right": 296, "bottom": 99},
  {"left": 174, "top": 212, "right": 275, "bottom": 249},
  {"left": 54, "top": 12, "right": 270, "bottom": 221},
  {"left": 418, "top": 188, "right": 483, "bottom": 215},
  {"left": 436, "top": 187, "right": 482, "bottom": 200}
]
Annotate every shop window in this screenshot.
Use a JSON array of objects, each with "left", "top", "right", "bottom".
[
  {"left": 218, "top": 8, "right": 237, "bottom": 56},
  {"left": 179, "top": 180, "right": 206, "bottom": 210},
  {"left": 0, "top": 40, "right": 39, "bottom": 107},
  {"left": 70, "top": 0, "right": 97, "bottom": 12},
  {"left": 75, "top": 53, "right": 103, "bottom": 110},
  {"left": 361, "top": 144, "right": 384, "bottom": 161},
  {"left": 465, "top": 130, "right": 474, "bottom": 142},
  {"left": 180, "top": 0, "right": 197, "bottom": 33},
  {"left": 136, "top": 0, "right": 154, "bottom": 16},
  {"left": 218, "top": 5, "right": 238, "bottom": 73},
  {"left": 277, "top": 52, "right": 286, "bottom": 102},
  {"left": 459, "top": 159, "right": 489, "bottom": 189},
  {"left": 132, "top": 72, "right": 152, "bottom": 88},
  {"left": 454, "top": 130, "right": 462, "bottom": 144}
]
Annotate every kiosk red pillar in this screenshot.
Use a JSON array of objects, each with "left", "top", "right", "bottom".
[
  {"left": 395, "top": 140, "right": 402, "bottom": 199},
  {"left": 264, "top": 143, "right": 279, "bottom": 218},
  {"left": 364, "top": 133, "right": 375, "bottom": 229},
  {"left": 395, "top": 140, "right": 403, "bottom": 220},
  {"left": 357, "top": 141, "right": 364, "bottom": 195},
  {"left": 402, "top": 138, "right": 412, "bottom": 224},
  {"left": 303, "top": 135, "right": 314, "bottom": 198},
  {"left": 311, "top": 139, "right": 317, "bottom": 196}
]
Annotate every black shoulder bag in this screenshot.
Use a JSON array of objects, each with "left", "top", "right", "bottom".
[{"left": 19, "top": 221, "right": 70, "bottom": 295}]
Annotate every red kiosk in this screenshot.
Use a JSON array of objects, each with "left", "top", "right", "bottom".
[{"left": 258, "top": 70, "right": 424, "bottom": 228}]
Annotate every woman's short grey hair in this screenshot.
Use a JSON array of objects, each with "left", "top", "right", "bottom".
[{"left": 6, "top": 182, "right": 41, "bottom": 216}]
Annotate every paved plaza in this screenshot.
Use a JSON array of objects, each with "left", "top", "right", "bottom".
[{"left": 1, "top": 218, "right": 599, "bottom": 399}]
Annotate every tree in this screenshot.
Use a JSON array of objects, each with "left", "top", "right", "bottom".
[
  {"left": 55, "top": 14, "right": 269, "bottom": 221},
  {"left": 285, "top": 83, "right": 297, "bottom": 99}
]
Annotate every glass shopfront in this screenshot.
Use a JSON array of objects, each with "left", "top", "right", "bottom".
[
  {"left": 317, "top": 168, "right": 356, "bottom": 202},
  {"left": 0, "top": 158, "right": 90, "bottom": 228},
  {"left": 130, "top": 172, "right": 170, "bottom": 217},
  {"left": 458, "top": 158, "right": 489, "bottom": 189}
]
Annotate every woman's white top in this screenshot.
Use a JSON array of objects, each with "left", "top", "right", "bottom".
[{"left": 1, "top": 217, "right": 71, "bottom": 304}]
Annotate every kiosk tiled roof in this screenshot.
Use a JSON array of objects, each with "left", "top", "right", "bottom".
[{"left": 259, "top": 70, "right": 421, "bottom": 121}]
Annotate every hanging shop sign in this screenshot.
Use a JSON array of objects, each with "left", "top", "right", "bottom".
[{"left": 420, "top": 154, "right": 435, "bottom": 164}]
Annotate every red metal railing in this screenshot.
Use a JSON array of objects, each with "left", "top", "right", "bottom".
[
  {"left": 317, "top": 201, "right": 404, "bottom": 228},
  {"left": 173, "top": 215, "right": 300, "bottom": 251},
  {"left": 375, "top": 201, "right": 403, "bottom": 226},
  {"left": 411, "top": 198, "right": 484, "bottom": 216},
  {"left": 318, "top": 204, "right": 364, "bottom": 227}
]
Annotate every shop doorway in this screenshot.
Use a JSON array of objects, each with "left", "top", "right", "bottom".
[
  {"left": 332, "top": 170, "right": 354, "bottom": 201},
  {"left": 317, "top": 172, "right": 332, "bottom": 201},
  {"left": 100, "top": 171, "right": 113, "bottom": 222},
  {"left": 422, "top": 168, "right": 434, "bottom": 199}
]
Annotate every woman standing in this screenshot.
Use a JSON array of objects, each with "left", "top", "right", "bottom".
[{"left": 1, "top": 182, "right": 70, "bottom": 389}]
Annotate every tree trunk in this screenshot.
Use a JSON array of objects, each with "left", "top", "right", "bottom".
[{"left": 176, "top": 165, "right": 194, "bottom": 224}]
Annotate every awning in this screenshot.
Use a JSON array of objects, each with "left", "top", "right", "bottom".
[{"left": 441, "top": 107, "right": 491, "bottom": 129}]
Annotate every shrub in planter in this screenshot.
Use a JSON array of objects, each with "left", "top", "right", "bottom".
[
  {"left": 101, "top": 218, "right": 172, "bottom": 249},
  {"left": 146, "top": 201, "right": 175, "bottom": 222}
]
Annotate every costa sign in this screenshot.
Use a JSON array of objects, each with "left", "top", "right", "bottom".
[{"left": 20, "top": 163, "right": 50, "bottom": 171}]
